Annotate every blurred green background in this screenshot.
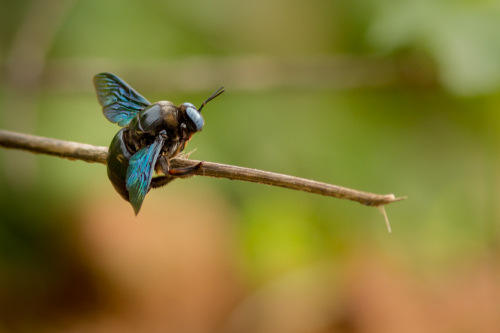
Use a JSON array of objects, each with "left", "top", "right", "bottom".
[{"left": 1, "top": 0, "right": 499, "bottom": 332}]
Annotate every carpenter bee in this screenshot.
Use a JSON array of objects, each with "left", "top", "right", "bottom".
[{"left": 94, "top": 72, "right": 224, "bottom": 215}]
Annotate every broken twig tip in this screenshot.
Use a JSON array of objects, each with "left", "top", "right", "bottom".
[{"left": 378, "top": 205, "right": 392, "bottom": 233}]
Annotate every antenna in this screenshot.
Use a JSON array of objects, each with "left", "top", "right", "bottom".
[{"left": 198, "top": 87, "right": 225, "bottom": 113}]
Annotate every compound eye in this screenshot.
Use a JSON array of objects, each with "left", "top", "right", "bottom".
[
  {"left": 182, "top": 102, "right": 196, "bottom": 109},
  {"left": 186, "top": 106, "right": 204, "bottom": 132}
]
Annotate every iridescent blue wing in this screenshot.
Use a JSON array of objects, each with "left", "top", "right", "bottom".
[
  {"left": 126, "top": 135, "right": 165, "bottom": 215},
  {"left": 94, "top": 72, "right": 151, "bottom": 126}
]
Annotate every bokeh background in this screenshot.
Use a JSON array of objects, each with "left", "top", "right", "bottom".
[{"left": 1, "top": 0, "right": 499, "bottom": 332}]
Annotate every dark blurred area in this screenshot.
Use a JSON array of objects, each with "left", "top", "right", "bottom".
[{"left": 0, "top": 0, "right": 499, "bottom": 332}]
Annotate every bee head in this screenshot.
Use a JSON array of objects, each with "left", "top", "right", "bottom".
[
  {"left": 182, "top": 102, "right": 204, "bottom": 132},
  {"left": 181, "top": 87, "right": 225, "bottom": 133}
]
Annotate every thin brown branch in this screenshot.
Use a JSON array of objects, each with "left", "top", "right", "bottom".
[{"left": 0, "top": 129, "right": 405, "bottom": 207}]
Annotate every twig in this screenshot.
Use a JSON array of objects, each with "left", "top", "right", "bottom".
[{"left": 0, "top": 129, "right": 405, "bottom": 207}]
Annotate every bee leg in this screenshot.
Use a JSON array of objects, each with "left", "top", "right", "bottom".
[
  {"left": 158, "top": 155, "right": 170, "bottom": 175},
  {"left": 150, "top": 155, "right": 176, "bottom": 188},
  {"left": 150, "top": 161, "right": 202, "bottom": 188},
  {"left": 168, "top": 161, "right": 203, "bottom": 177},
  {"left": 151, "top": 175, "right": 175, "bottom": 188},
  {"left": 157, "top": 152, "right": 202, "bottom": 178}
]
